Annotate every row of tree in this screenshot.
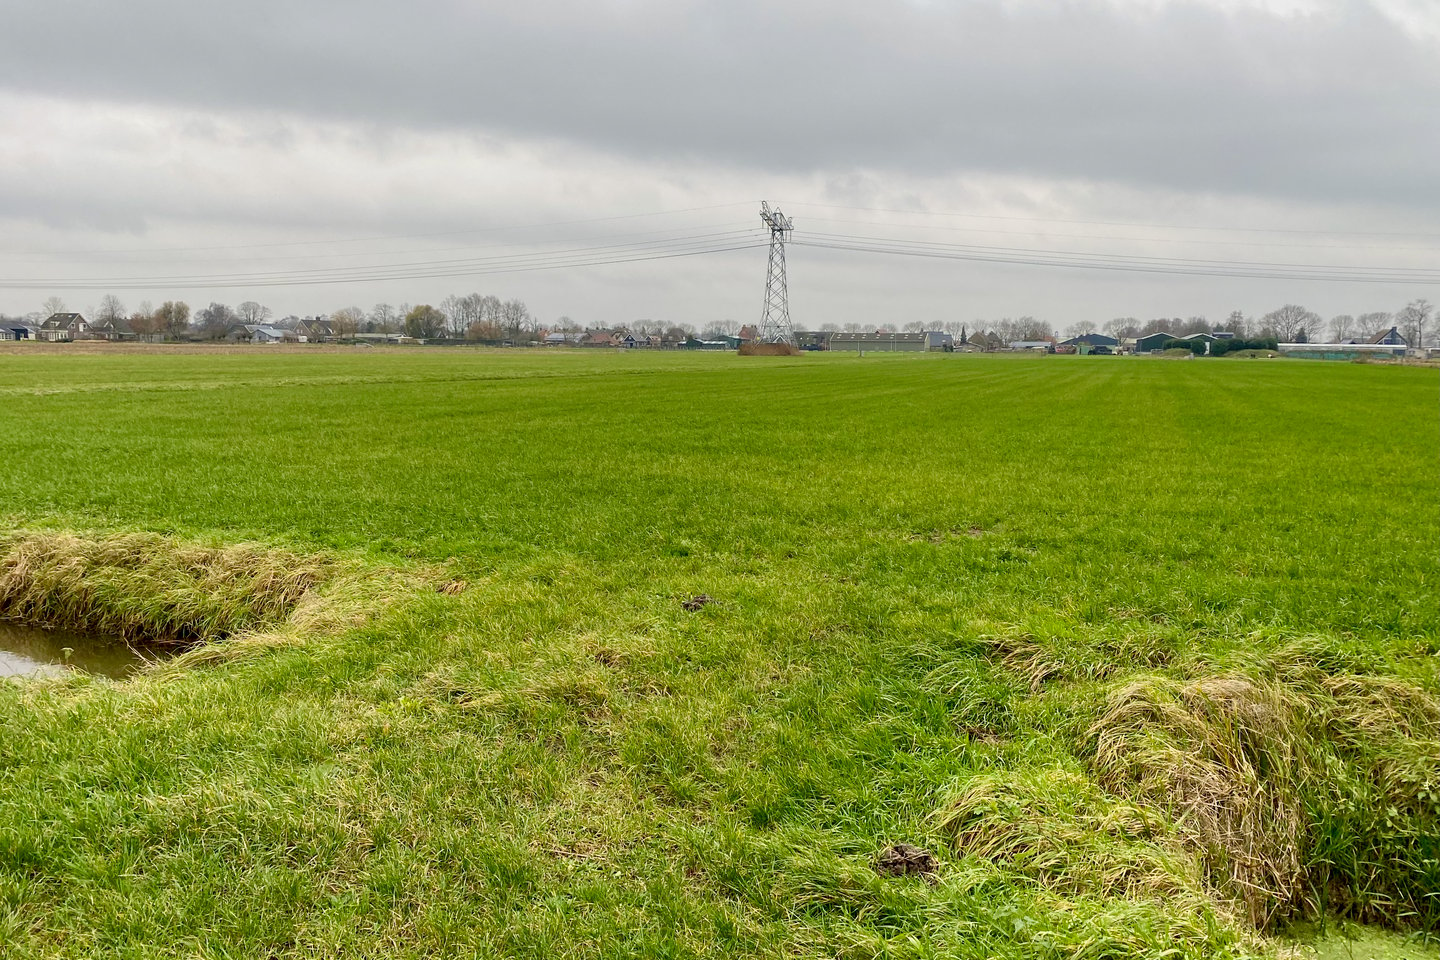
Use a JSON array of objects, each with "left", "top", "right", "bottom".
[
  {"left": 6, "top": 296, "right": 1433, "bottom": 348},
  {"left": 957, "top": 300, "right": 1432, "bottom": 347},
  {"left": 1065, "top": 300, "right": 1431, "bottom": 345}
]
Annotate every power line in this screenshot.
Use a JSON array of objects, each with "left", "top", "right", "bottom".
[
  {"left": 0, "top": 231, "right": 766, "bottom": 290},
  {"left": 795, "top": 232, "right": 1440, "bottom": 284},
  {"left": 0, "top": 201, "right": 760, "bottom": 259},
  {"left": 797, "top": 214, "right": 1440, "bottom": 253},
  {"left": 779, "top": 200, "right": 1440, "bottom": 240},
  {"left": 1, "top": 218, "right": 760, "bottom": 267}
]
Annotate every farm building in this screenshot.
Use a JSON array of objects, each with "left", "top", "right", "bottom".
[
  {"left": 1059, "top": 333, "right": 1119, "bottom": 355},
  {"left": 1134, "top": 332, "right": 1175, "bottom": 353},
  {"left": 0, "top": 322, "right": 39, "bottom": 341},
  {"left": 294, "top": 317, "right": 335, "bottom": 341},
  {"left": 1058, "top": 333, "right": 1119, "bottom": 349},
  {"left": 1008, "top": 340, "right": 1054, "bottom": 352},
  {"left": 39, "top": 313, "right": 88, "bottom": 341},
  {"left": 89, "top": 316, "right": 134, "bottom": 341},
  {"left": 829, "top": 332, "right": 928, "bottom": 352}
]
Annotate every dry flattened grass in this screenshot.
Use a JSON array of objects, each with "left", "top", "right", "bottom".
[
  {"left": 935, "top": 769, "right": 1208, "bottom": 903},
  {"left": 0, "top": 531, "right": 336, "bottom": 644},
  {"left": 1089, "top": 674, "right": 1308, "bottom": 925},
  {"left": 979, "top": 631, "right": 1174, "bottom": 691},
  {"left": 1086, "top": 659, "right": 1440, "bottom": 928}
]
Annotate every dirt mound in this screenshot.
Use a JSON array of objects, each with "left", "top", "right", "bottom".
[{"left": 737, "top": 342, "right": 801, "bottom": 356}]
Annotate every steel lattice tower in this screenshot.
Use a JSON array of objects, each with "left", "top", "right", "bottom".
[{"left": 758, "top": 201, "right": 795, "bottom": 343}]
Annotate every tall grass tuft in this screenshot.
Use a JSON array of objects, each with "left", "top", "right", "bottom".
[
  {"left": 935, "top": 768, "right": 1209, "bottom": 904},
  {"left": 1085, "top": 650, "right": 1440, "bottom": 930},
  {"left": 0, "top": 531, "right": 335, "bottom": 644}
]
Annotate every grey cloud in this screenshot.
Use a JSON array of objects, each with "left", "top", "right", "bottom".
[{"left": 3, "top": 1, "right": 1438, "bottom": 208}]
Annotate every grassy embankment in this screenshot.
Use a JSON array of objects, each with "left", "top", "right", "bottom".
[{"left": 0, "top": 348, "right": 1435, "bottom": 959}]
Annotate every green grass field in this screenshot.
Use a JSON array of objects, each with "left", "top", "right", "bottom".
[{"left": 0, "top": 348, "right": 1436, "bottom": 959}]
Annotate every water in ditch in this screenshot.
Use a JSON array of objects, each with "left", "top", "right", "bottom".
[{"left": 0, "top": 620, "right": 168, "bottom": 679}]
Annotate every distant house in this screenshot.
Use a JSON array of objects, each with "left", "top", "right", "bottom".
[
  {"left": 829, "top": 332, "right": 928, "bottom": 352},
  {"left": 968, "top": 331, "right": 1004, "bottom": 352},
  {"left": 90, "top": 315, "right": 134, "bottom": 342},
  {"left": 1134, "top": 332, "right": 1175, "bottom": 353},
  {"left": 295, "top": 317, "right": 335, "bottom": 341},
  {"left": 542, "top": 332, "right": 571, "bottom": 346},
  {"left": 1369, "top": 326, "right": 1408, "bottom": 346},
  {"left": 579, "top": 331, "right": 616, "bottom": 348},
  {"left": 793, "top": 330, "right": 831, "bottom": 351},
  {"left": 925, "top": 331, "right": 954, "bottom": 351},
  {"left": 229, "top": 324, "right": 291, "bottom": 343},
  {"left": 736, "top": 325, "right": 759, "bottom": 343},
  {"left": 39, "top": 313, "right": 88, "bottom": 341}
]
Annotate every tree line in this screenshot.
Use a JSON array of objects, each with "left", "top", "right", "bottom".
[
  {"left": 944, "top": 299, "right": 1432, "bottom": 347},
  {"left": 5, "top": 295, "right": 1432, "bottom": 348}
]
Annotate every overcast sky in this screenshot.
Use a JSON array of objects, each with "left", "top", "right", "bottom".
[{"left": 2, "top": 0, "right": 1437, "bottom": 331}]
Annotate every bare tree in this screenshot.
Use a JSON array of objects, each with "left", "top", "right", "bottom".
[
  {"left": 1103, "top": 317, "right": 1139, "bottom": 339},
  {"left": 1328, "top": 314, "right": 1356, "bottom": 342},
  {"left": 1394, "top": 298, "right": 1431, "bottom": 348},
  {"left": 95, "top": 294, "right": 125, "bottom": 326},
  {"left": 1356, "top": 312, "right": 1393, "bottom": 339},
  {"left": 1015, "top": 316, "right": 1053, "bottom": 340},
  {"left": 439, "top": 295, "right": 465, "bottom": 337},
  {"left": 478, "top": 295, "right": 503, "bottom": 327},
  {"left": 129, "top": 307, "right": 163, "bottom": 337},
  {"left": 1261, "top": 304, "right": 1321, "bottom": 342},
  {"left": 1223, "top": 311, "right": 1249, "bottom": 337},
  {"left": 153, "top": 301, "right": 191, "bottom": 338},
  {"left": 460, "top": 294, "right": 486, "bottom": 333},
  {"left": 196, "top": 302, "right": 237, "bottom": 339},
  {"left": 330, "top": 306, "right": 365, "bottom": 338},
  {"left": 236, "top": 301, "right": 271, "bottom": 325},
  {"left": 499, "top": 298, "right": 530, "bottom": 335},
  {"left": 369, "top": 303, "right": 398, "bottom": 333}
]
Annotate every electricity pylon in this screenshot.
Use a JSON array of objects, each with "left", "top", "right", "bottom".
[{"left": 758, "top": 201, "right": 795, "bottom": 343}]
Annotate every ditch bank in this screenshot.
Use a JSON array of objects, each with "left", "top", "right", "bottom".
[
  {"left": 0, "top": 530, "right": 431, "bottom": 678},
  {"left": 0, "top": 531, "right": 334, "bottom": 647},
  {"left": 946, "top": 637, "right": 1440, "bottom": 936}
]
